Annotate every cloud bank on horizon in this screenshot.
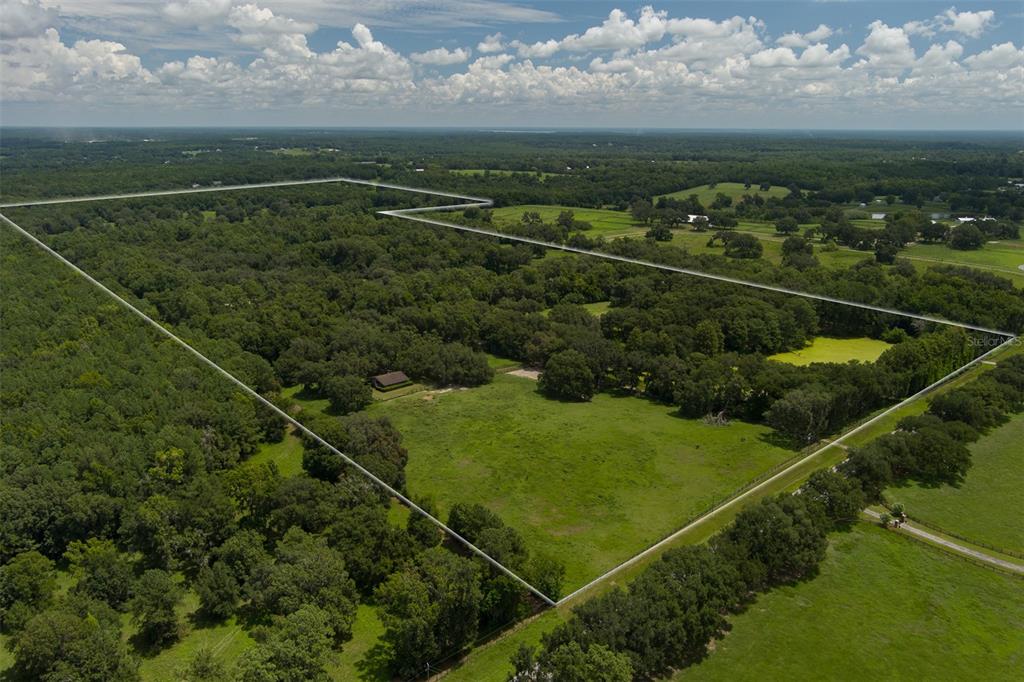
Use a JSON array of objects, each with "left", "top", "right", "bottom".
[{"left": 0, "top": 0, "right": 1021, "bottom": 128}]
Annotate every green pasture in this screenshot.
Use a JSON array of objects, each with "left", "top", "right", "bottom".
[
  {"left": 485, "top": 353, "right": 521, "bottom": 370},
  {"left": 885, "top": 413, "right": 1024, "bottom": 556},
  {"left": 541, "top": 301, "right": 612, "bottom": 318},
  {"left": 668, "top": 230, "right": 785, "bottom": 263},
  {"left": 768, "top": 337, "right": 893, "bottom": 366},
  {"left": 249, "top": 430, "right": 305, "bottom": 477},
  {"left": 904, "top": 239, "right": 1024, "bottom": 275},
  {"left": 489, "top": 204, "right": 645, "bottom": 239},
  {"left": 657, "top": 182, "right": 792, "bottom": 205},
  {"left": 674, "top": 523, "right": 1024, "bottom": 681},
  {"left": 367, "top": 373, "right": 797, "bottom": 591}
]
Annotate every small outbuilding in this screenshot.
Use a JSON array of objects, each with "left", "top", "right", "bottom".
[{"left": 371, "top": 371, "right": 412, "bottom": 391}]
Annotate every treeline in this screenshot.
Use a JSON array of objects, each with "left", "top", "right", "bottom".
[
  {"left": 513, "top": 351, "right": 1024, "bottom": 680},
  {"left": 843, "top": 353, "right": 1024, "bottom": 494},
  {"left": 594, "top": 237, "right": 1024, "bottom": 334},
  {"left": 4, "top": 130, "right": 1022, "bottom": 221},
  {"left": 9, "top": 192, "right": 1007, "bottom": 447},
  {"left": 0, "top": 231, "right": 556, "bottom": 680},
  {"left": 457, "top": 206, "right": 1024, "bottom": 335}
]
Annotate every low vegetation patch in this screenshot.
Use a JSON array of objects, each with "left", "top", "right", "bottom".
[
  {"left": 768, "top": 337, "right": 894, "bottom": 366},
  {"left": 657, "top": 182, "right": 792, "bottom": 205}
]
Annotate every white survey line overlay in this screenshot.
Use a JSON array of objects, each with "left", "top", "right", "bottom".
[{"left": 0, "top": 175, "right": 1017, "bottom": 608}]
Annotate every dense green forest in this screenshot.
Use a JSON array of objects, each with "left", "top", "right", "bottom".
[{"left": 0, "top": 229, "right": 560, "bottom": 679}]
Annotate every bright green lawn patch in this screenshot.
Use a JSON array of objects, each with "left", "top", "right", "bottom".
[
  {"left": 768, "top": 337, "right": 893, "bottom": 366},
  {"left": 485, "top": 353, "right": 521, "bottom": 370},
  {"left": 657, "top": 182, "right": 791, "bottom": 205},
  {"left": 249, "top": 431, "right": 304, "bottom": 477},
  {"left": 541, "top": 301, "right": 612, "bottom": 318},
  {"left": 489, "top": 205, "right": 644, "bottom": 239},
  {"left": 850, "top": 218, "right": 888, "bottom": 229},
  {"left": 387, "top": 498, "right": 411, "bottom": 528},
  {"left": 0, "top": 634, "right": 12, "bottom": 673},
  {"left": 444, "top": 610, "right": 564, "bottom": 681},
  {"left": 668, "top": 230, "right": 784, "bottom": 264},
  {"left": 267, "top": 147, "right": 313, "bottom": 156},
  {"left": 367, "top": 374, "right": 796, "bottom": 591},
  {"left": 582, "top": 301, "right": 612, "bottom": 316},
  {"left": 885, "top": 413, "right": 1024, "bottom": 555},
  {"left": 905, "top": 240, "right": 1024, "bottom": 276},
  {"left": 282, "top": 384, "right": 330, "bottom": 415},
  {"left": 327, "top": 604, "right": 389, "bottom": 681},
  {"left": 138, "top": 591, "right": 256, "bottom": 680},
  {"left": 675, "top": 523, "right": 1024, "bottom": 681}
]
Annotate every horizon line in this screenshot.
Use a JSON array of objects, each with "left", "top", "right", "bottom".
[{"left": 1, "top": 124, "right": 1022, "bottom": 135}]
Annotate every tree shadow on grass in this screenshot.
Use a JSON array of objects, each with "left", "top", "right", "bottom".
[
  {"left": 128, "top": 630, "right": 174, "bottom": 659},
  {"left": 756, "top": 430, "right": 801, "bottom": 451},
  {"left": 354, "top": 642, "right": 393, "bottom": 681}
]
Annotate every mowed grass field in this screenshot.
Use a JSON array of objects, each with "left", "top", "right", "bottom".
[
  {"left": 367, "top": 373, "right": 797, "bottom": 591},
  {"left": 905, "top": 239, "right": 1024, "bottom": 273},
  {"left": 675, "top": 523, "right": 1024, "bottom": 681},
  {"left": 657, "top": 182, "right": 791, "bottom": 204},
  {"left": 885, "top": 413, "right": 1024, "bottom": 555},
  {"left": 768, "top": 336, "right": 893, "bottom": 366},
  {"left": 489, "top": 204, "right": 646, "bottom": 239}
]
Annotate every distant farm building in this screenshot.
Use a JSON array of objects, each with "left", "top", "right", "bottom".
[
  {"left": 371, "top": 371, "right": 412, "bottom": 391},
  {"left": 871, "top": 212, "right": 887, "bottom": 220}
]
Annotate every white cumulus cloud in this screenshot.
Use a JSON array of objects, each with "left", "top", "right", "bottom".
[
  {"left": 161, "top": 0, "right": 232, "bottom": 27},
  {"left": 477, "top": 33, "right": 505, "bottom": 54},
  {"left": 411, "top": 47, "right": 471, "bottom": 65},
  {"left": 0, "top": 0, "right": 57, "bottom": 38},
  {"left": 776, "top": 24, "right": 834, "bottom": 49}
]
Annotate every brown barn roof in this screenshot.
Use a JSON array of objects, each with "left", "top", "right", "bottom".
[{"left": 372, "top": 371, "right": 410, "bottom": 387}]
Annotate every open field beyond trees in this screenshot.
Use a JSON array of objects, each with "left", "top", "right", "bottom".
[
  {"left": 768, "top": 336, "right": 894, "bottom": 366},
  {"left": 367, "top": 373, "right": 798, "bottom": 591},
  {"left": 483, "top": 203, "right": 1024, "bottom": 287},
  {"left": 490, "top": 204, "right": 645, "bottom": 239},
  {"left": 673, "top": 523, "right": 1024, "bottom": 681},
  {"left": 657, "top": 182, "right": 792, "bottom": 204},
  {"left": 885, "top": 413, "right": 1024, "bottom": 556}
]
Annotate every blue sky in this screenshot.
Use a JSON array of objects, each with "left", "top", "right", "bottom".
[{"left": 2, "top": 1, "right": 1022, "bottom": 128}]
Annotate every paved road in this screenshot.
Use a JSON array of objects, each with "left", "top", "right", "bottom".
[{"left": 863, "top": 509, "right": 1024, "bottom": 574}]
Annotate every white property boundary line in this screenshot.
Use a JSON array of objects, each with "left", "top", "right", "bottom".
[{"left": 0, "top": 176, "right": 1017, "bottom": 608}]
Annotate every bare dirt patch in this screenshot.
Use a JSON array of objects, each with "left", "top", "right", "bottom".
[{"left": 507, "top": 368, "right": 540, "bottom": 381}]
